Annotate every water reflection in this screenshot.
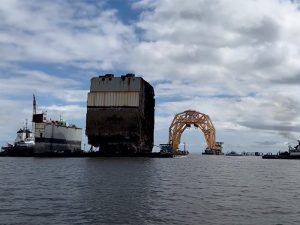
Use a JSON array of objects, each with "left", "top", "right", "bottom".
[
  {"left": 1, "top": 156, "right": 300, "bottom": 224},
  {"left": 78, "top": 158, "right": 158, "bottom": 224}
]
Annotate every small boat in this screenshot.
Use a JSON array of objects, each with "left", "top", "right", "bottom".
[
  {"left": 262, "top": 140, "right": 300, "bottom": 160},
  {"left": 0, "top": 120, "right": 35, "bottom": 156},
  {"left": 262, "top": 153, "right": 279, "bottom": 159},
  {"left": 288, "top": 140, "right": 300, "bottom": 159},
  {"left": 14, "top": 128, "right": 35, "bottom": 150},
  {"left": 13, "top": 118, "right": 35, "bottom": 150},
  {"left": 1, "top": 143, "right": 14, "bottom": 152},
  {"left": 202, "top": 149, "right": 214, "bottom": 155},
  {"left": 262, "top": 151, "right": 289, "bottom": 159},
  {"left": 225, "top": 151, "right": 242, "bottom": 156}
]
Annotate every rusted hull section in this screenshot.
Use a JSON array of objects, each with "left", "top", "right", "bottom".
[
  {"left": 86, "top": 75, "right": 155, "bottom": 155},
  {"left": 86, "top": 108, "right": 152, "bottom": 153}
]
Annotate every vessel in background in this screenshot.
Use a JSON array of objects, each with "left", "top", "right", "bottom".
[
  {"left": 262, "top": 140, "right": 300, "bottom": 159},
  {"left": 14, "top": 119, "right": 35, "bottom": 150},
  {"left": 0, "top": 120, "right": 35, "bottom": 155},
  {"left": 32, "top": 95, "right": 82, "bottom": 154},
  {"left": 225, "top": 151, "right": 242, "bottom": 156},
  {"left": 288, "top": 140, "right": 300, "bottom": 158},
  {"left": 1, "top": 95, "right": 82, "bottom": 155}
]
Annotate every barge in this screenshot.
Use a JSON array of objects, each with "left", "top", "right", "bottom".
[{"left": 262, "top": 140, "right": 300, "bottom": 159}]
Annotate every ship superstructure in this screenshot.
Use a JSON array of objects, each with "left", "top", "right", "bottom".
[
  {"left": 288, "top": 140, "right": 300, "bottom": 157},
  {"left": 14, "top": 120, "right": 35, "bottom": 150},
  {"left": 0, "top": 123, "right": 35, "bottom": 155}
]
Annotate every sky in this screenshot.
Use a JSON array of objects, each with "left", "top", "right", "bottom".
[{"left": 1, "top": 0, "right": 300, "bottom": 153}]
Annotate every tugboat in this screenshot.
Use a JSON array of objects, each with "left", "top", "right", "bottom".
[
  {"left": 202, "top": 148, "right": 215, "bottom": 155},
  {"left": 225, "top": 151, "right": 242, "bottom": 156},
  {"left": 288, "top": 140, "right": 300, "bottom": 159},
  {"left": 262, "top": 140, "right": 300, "bottom": 159},
  {"left": 1, "top": 119, "right": 35, "bottom": 156},
  {"left": 14, "top": 122, "right": 35, "bottom": 150}
]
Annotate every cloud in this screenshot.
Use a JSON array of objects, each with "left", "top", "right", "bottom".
[
  {"left": 0, "top": 97, "right": 36, "bottom": 145},
  {"left": 43, "top": 104, "right": 86, "bottom": 120},
  {"left": 271, "top": 74, "right": 300, "bottom": 84},
  {"left": 131, "top": 0, "right": 300, "bottom": 79},
  {"left": 0, "top": 69, "right": 87, "bottom": 102},
  {"left": 0, "top": 0, "right": 136, "bottom": 69}
]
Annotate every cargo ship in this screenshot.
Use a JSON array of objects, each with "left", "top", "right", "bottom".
[
  {"left": 86, "top": 74, "right": 155, "bottom": 155},
  {"left": 32, "top": 96, "right": 82, "bottom": 154},
  {"left": 33, "top": 115, "right": 82, "bottom": 153},
  {"left": 1, "top": 95, "right": 82, "bottom": 156}
]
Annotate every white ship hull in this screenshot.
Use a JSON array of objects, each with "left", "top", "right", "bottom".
[
  {"left": 34, "top": 122, "right": 82, "bottom": 153},
  {"left": 15, "top": 140, "right": 35, "bottom": 148},
  {"left": 289, "top": 151, "right": 300, "bottom": 156},
  {"left": 14, "top": 127, "right": 35, "bottom": 150}
]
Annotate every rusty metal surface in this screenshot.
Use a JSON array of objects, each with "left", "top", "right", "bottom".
[
  {"left": 86, "top": 108, "right": 153, "bottom": 153},
  {"left": 86, "top": 76, "right": 155, "bottom": 154},
  {"left": 90, "top": 77, "right": 141, "bottom": 92},
  {"left": 87, "top": 92, "right": 140, "bottom": 107}
]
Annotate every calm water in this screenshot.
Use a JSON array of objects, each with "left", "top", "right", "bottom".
[{"left": 0, "top": 155, "right": 300, "bottom": 225}]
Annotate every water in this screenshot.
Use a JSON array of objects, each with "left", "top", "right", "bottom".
[{"left": 0, "top": 155, "right": 300, "bottom": 225}]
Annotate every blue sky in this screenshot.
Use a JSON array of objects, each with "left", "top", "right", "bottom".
[{"left": 1, "top": 0, "right": 300, "bottom": 153}]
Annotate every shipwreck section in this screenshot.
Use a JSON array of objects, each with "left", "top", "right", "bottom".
[{"left": 86, "top": 74, "right": 155, "bottom": 154}]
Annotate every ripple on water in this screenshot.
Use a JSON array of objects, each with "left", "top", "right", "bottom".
[{"left": 0, "top": 156, "right": 300, "bottom": 224}]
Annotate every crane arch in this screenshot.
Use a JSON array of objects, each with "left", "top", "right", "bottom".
[{"left": 169, "top": 110, "right": 222, "bottom": 155}]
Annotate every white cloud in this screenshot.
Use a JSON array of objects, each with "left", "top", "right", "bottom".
[
  {"left": 42, "top": 104, "right": 86, "bottom": 122},
  {"left": 0, "top": 0, "right": 136, "bottom": 69},
  {"left": 0, "top": 70, "right": 87, "bottom": 102},
  {"left": 130, "top": 0, "right": 300, "bottom": 85},
  {"left": 0, "top": 98, "right": 36, "bottom": 145}
]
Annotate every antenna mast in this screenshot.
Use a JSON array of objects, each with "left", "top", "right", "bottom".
[{"left": 32, "top": 94, "right": 37, "bottom": 137}]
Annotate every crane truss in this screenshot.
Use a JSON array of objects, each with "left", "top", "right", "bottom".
[{"left": 169, "top": 110, "right": 222, "bottom": 155}]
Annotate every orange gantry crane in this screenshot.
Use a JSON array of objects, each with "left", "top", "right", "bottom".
[{"left": 169, "top": 110, "right": 223, "bottom": 155}]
